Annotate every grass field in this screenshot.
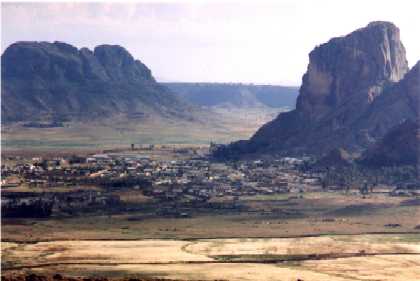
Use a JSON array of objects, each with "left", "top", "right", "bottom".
[{"left": 2, "top": 107, "right": 283, "bottom": 150}]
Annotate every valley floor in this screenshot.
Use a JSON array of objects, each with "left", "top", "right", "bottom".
[
  {"left": 2, "top": 192, "right": 420, "bottom": 281},
  {"left": 2, "top": 107, "right": 283, "bottom": 150}
]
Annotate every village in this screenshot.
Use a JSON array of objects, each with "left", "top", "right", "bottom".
[
  {"left": 0, "top": 145, "right": 316, "bottom": 217},
  {"left": 1, "top": 145, "right": 419, "bottom": 219}
]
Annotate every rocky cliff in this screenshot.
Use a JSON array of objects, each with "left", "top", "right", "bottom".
[
  {"left": 297, "top": 21, "right": 408, "bottom": 121},
  {"left": 1, "top": 41, "right": 193, "bottom": 122},
  {"left": 214, "top": 21, "right": 418, "bottom": 159}
]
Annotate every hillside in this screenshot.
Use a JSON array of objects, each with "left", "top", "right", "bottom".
[{"left": 360, "top": 120, "right": 419, "bottom": 167}]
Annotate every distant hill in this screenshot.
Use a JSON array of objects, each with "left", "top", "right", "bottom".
[
  {"left": 1, "top": 41, "right": 195, "bottom": 123},
  {"left": 163, "top": 83, "right": 298, "bottom": 109}
]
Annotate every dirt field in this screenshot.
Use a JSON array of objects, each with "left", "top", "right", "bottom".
[
  {"left": 2, "top": 192, "right": 419, "bottom": 242},
  {"left": 2, "top": 234, "right": 420, "bottom": 281}
]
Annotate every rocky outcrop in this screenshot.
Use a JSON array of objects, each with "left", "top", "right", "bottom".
[
  {"left": 1, "top": 41, "right": 193, "bottom": 122},
  {"left": 297, "top": 21, "right": 408, "bottom": 121},
  {"left": 214, "top": 22, "right": 417, "bottom": 159}
]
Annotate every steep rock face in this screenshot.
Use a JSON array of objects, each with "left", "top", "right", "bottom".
[
  {"left": 297, "top": 21, "right": 408, "bottom": 121},
  {"left": 215, "top": 22, "right": 415, "bottom": 159},
  {"left": 93, "top": 45, "right": 153, "bottom": 82},
  {"left": 1, "top": 41, "right": 192, "bottom": 122}
]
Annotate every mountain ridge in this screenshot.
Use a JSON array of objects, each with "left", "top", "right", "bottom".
[
  {"left": 163, "top": 82, "right": 298, "bottom": 109},
  {"left": 1, "top": 41, "right": 195, "bottom": 123}
]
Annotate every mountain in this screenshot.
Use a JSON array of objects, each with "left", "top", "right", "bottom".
[
  {"left": 360, "top": 120, "right": 419, "bottom": 167},
  {"left": 1, "top": 41, "right": 194, "bottom": 123},
  {"left": 163, "top": 83, "right": 298, "bottom": 109},
  {"left": 214, "top": 21, "right": 418, "bottom": 159}
]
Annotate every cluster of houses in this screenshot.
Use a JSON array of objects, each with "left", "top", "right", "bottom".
[
  {"left": 1, "top": 151, "right": 322, "bottom": 206},
  {"left": 2, "top": 147, "right": 419, "bottom": 218}
]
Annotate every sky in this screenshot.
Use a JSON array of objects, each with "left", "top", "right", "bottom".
[{"left": 2, "top": 0, "right": 419, "bottom": 86}]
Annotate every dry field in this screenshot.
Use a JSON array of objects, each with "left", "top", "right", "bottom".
[
  {"left": 2, "top": 192, "right": 420, "bottom": 280},
  {"left": 2, "top": 192, "right": 419, "bottom": 242},
  {"left": 2, "top": 234, "right": 420, "bottom": 281}
]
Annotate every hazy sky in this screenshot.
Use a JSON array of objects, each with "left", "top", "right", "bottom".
[{"left": 2, "top": 0, "right": 419, "bottom": 85}]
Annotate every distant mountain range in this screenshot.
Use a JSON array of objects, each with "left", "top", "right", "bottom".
[
  {"left": 214, "top": 21, "right": 419, "bottom": 165},
  {"left": 1, "top": 41, "right": 195, "bottom": 123},
  {"left": 163, "top": 83, "right": 298, "bottom": 109}
]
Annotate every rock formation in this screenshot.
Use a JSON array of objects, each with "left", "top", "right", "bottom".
[
  {"left": 214, "top": 21, "right": 418, "bottom": 159},
  {"left": 297, "top": 21, "right": 408, "bottom": 121},
  {"left": 1, "top": 41, "right": 193, "bottom": 122}
]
